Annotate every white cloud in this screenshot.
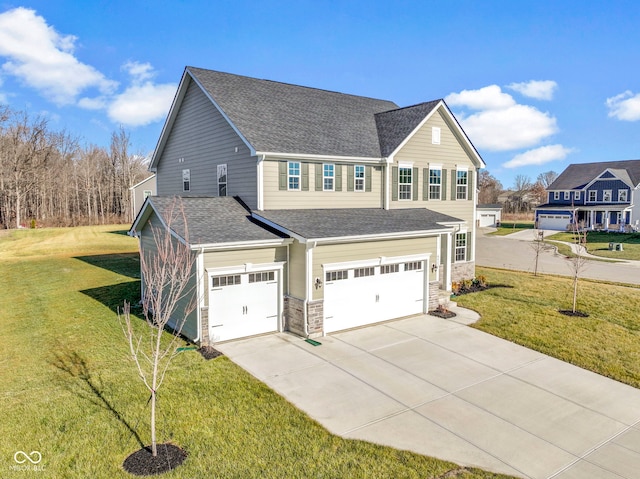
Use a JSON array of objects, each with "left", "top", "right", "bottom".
[
  {"left": 445, "top": 85, "right": 515, "bottom": 110},
  {"left": 507, "top": 80, "right": 557, "bottom": 100},
  {"left": 0, "top": 7, "right": 117, "bottom": 105},
  {"left": 606, "top": 90, "right": 640, "bottom": 121},
  {"left": 502, "top": 144, "right": 575, "bottom": 169},
  {"left": 108, "top": 81, "right": 176, "bottom": 127},
  {"left": 122, "top": 61, "right": 156, "bottom": 84}
]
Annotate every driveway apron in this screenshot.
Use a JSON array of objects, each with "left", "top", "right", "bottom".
[{"left": 217, "top": 314, "right": 640, "bottom": 479}]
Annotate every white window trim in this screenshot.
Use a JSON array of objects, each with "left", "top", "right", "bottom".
[
  {"left": 182, "top": 169, "right": 191, "bottom": 192},
  {"left": 454, "top": 230, "right": 468, "bottom": 263},
  {"left": 217, "top": 163, "right": 227, "bottom": 197},
  {"left": 563, "top": 191, "right": 570, "bottom": 200},
  {"left": 456, "top": 168, "right": 468, "bottom": 200},
  {"left": 603, "top": 190, "right": 612, "bottom": 202},
  {"left": 354, "top": 164, "right": 365, "bottom": 192},
  {"left": 429, "top": 165, "right": 442, "bottom": 200},
  {"left": 554, "top": 191, "right": 560, "bottom": 200},
  {"left": 398, "top": 163, "right": 413, "bottom": 201},
  {"left": 588, "top": 190, "right": 597, "bottom": 202},
  {"left": 288, "top": 161, "right": 301, "bottom": 191},
  {"left": 618, "top": 189, "right": 628, "bottom": 202},
  {"left": 574, "top": 191, "right": 581, "bottom": 200},
  {"left": 323, "top": 163, "right": 335, "bottom": 191}
]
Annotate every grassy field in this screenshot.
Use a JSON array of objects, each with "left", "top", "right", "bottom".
[
  {"left": 456, "top": 267, "right": 640, "bottom": 388},
  {"left": 546, "top": 231, "right": 640, "bottom": 261},
  {"left": 1, "top": 226, "right": 512, "bottom": 478},
  {"left": 488, "top": 222, "right": 534, "bottom": 236}
]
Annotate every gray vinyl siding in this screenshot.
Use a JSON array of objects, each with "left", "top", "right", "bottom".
[
  {"left": 155, "top": 78, "right": 258, "bottom": 208},
  {"left": 311, "top": 236, "right": 438, "bottom": 301},
  {"left": 264, "top": 159, "right": 384, "bottom": 209}
]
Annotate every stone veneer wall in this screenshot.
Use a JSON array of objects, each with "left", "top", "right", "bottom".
[
  {"left": 199, "top": 307, "right": 209, "bottom": 346},
  {"left": 451, "top": 261, "right": 475, "bottom": 283},
  {"left": 284, "top": 296, "right": 324, "bottom": 338},
  {"left": 428, "top": 281, "right": 441, "bottom": 311}
]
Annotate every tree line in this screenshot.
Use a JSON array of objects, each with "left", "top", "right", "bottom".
[
  {"left": 0, "top": 107, "right": 150, "bottom": 229},
  {"left": 478, "top": 170, "right": 558, "bottom": 214}
]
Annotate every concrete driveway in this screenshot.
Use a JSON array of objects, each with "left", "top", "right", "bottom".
[
  {"left": 476, "top": 229, "right": 640, "bottom": 285},
  {"left": 217, "top": 312, "right": 640, "bottom": 479}
]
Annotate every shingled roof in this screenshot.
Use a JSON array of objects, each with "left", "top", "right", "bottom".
[
  {"left": 253, "top": 208, "right": 462, "bottom": 240},
  {"left": 375, "top": 101, "right": 441, "bottom": 157},
  {"left": 549, "top": 160, "right": 640, "bottom": 190},
  {"left": 140, "top": 196, "right": 287, "bottom": 246},
  {"left": 188, "top": 67, "right": 399, "bottom": 158}
]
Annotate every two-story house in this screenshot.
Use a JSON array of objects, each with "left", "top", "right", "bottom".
[
  {"left": 130, "top": 67, "right": 485, "bottom": 345},
  {"left": 535, "top": 160, "right": 640, "bottom": 231}
]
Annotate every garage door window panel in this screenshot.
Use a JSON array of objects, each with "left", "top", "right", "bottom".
[
  {"left": 212, "top": 274, "right": 241, "bottom": 288},
  {"left": 326, "top": 270, "right": 348, "bottom": 282},
  {"left": 381, "top": 264, "right": 400, "bottom": 274},
  {"left": 404, "top": 261, "right": 423, "bottom": 271},
  {"left": 354, "top": 267, "right": 375, "bottom": 278}
]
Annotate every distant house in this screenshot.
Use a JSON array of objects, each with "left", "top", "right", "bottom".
[
  {"left": 130, "top": 67, "right": 485, "bottom": 345},
  {"left": 476, "top": 204, "right": 502, "bottom": 227},
  {"left": 535, "top": 160, "right": 640, "bottom": 231},
  {"left": 129, "top": 174, "right": 156, "bottom": 219}
]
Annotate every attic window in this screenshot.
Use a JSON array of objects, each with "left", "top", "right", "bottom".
[
  {"left": 217, "top": 164, "right": 227, "bottom": 196},
  {"left": 182, "top": 169, "right": 191, "bottom": 192},
  {"left": 432, "top": 127, "right": 441, "bottom": 145}
]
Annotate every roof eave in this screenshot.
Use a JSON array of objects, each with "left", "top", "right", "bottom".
[
  {"left": 190, "top": 237, "right": 292, "bottom": 251},
  {"left": 257, "top": 151, "right": 385, "bottom": 163}
]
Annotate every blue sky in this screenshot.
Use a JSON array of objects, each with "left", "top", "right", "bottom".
[{"left": 1, "top": 1, "right": 639, "bottom": 188}]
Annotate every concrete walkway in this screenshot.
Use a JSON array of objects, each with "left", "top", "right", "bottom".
[
  {"left": 476, "top": 229, "right": 640, "bottom": 285},
  {"left": 217, "top": 312, "right": 640, "bottom": 479}
]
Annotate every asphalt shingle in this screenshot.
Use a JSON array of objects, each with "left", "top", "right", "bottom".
[{"left": 549, "top": 160, "right": 640, "bottom": 190}]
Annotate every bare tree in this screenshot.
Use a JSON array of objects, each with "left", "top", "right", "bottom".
[
  {"left": 530, "top": 229, "right": 546, "bottom": 276},
  {"left": 512, "top": 174, "right": 533, "bottom": 212},
  {"left": 119, "top": 198, "right": 197, "bottom": 457},
  {"left": 566, "top": 217, "right": 589, "bottom": 314},
  {"left": 478, "top": 170, "right": 503, "bottom": 204},
  {"left": 537, "top": 170, "right": 558, "bottom": 189}
]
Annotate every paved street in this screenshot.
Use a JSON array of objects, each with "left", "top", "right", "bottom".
[{"left": 476, "top": 229, "right": 640, "bottom": 285}]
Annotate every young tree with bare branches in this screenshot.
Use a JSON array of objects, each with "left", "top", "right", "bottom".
[
  {"left": 119, "top": 198, "right": 196, "bottom": 464},
  {"left": 566, "top": 217, "right": 589, "bottom": 314}
]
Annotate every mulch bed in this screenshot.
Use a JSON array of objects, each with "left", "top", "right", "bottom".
[
  {"left": 558, "top": 309, "right": 589, "bottom": 317},
  {"left": 122, "top": 443, "right": 187, "bottom": 476},
  {"left": 452, "top": 284, "right": 513, "bottom": 296},
  {"left": 198, "top": 346, "right": 223, "bottom": 360},
  {"left": 429, "top": 309, "right": 457, "bottom": 319}
]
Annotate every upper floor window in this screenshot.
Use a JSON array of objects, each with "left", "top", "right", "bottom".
[
  {"left": 456, "top": 170, "right": 468, "bottom": 200},
  {"left": 323, "top": 164, "right": 334, "bottom": 191},
  {"left": 455, "top": 232, "right": 467, "bottom": 262},
  {"left": 288, "top": 161, "right": 301, "bottom": 190},
  {"left": 354, "top": 165, "right": 365, "bottom": 191},
  {"left": 399, "top": 166, "right": 413, "bottom": 200},
  {"left": 553, "top": 191, "right": 560, "bottom": 200},
  {"left": 603, "top": 190, "right": 612, "bottom": 202},
  {"left": 588, "top": 190, "right": 597, "bottom": 202},
  {"left": 429, "top": 168, "right": 442, "bottom": 200},
  {"left": 619, "top": 189, "right": 628, "bottom": 202},
  {"left": 432, "top": 127, "right": 441, "bottom": 145},
  {"left": 182, "top": 169, "right": 191, "bottom": 192},
  {"left": 563, "top": 191, "right": 570, "bottom": 200},
  {"left": 574, "top": 191, "right": 581, "bottom": 200},
  {"left": 217, "top": 164, "right": 227, "bottom": 196}
]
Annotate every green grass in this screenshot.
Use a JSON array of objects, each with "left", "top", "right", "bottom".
[
  {"left": 546, "top": 231, "right": 640, "bottom": 261},
  {"left": 489, "top": 222, "right": 535, "bottom": 236},
  {"left": 456, "top": 267, "right": 640, "bottom": 388},
  {"left": 1, "top": 225, "right": 513, "bottom": 478}
]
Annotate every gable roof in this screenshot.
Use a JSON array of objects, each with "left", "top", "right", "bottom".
[
  {"left": 151, "top": 67, "right": 485, "bottom": 168},
  {"left": 549, "top": 160, "right": 640, "bottom": 190},
  {"left": 253, "top": 207, "right": 463, "bottom": 241},
  {"left": 131, "top": 196, "right": 287, "bottom": 247},
  {"left": 188, "top": 67, "right": 398, "bottom": 158}
]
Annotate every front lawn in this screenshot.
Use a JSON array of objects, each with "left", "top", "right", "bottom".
[
  {"left": 1, "top": 225, "right": 512, "bottom": 478},
  {"left": 488, "top": 222, "right": 534, "bottom": 236},
  {"left": 546, "top": 231, "right": 640, "bottom": 261},
  {"left": 456, "top": 267, "right": 640, "bottom": 388}
]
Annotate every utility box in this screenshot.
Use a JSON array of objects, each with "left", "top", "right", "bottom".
[{"left": 609, "top": 242, "right": 624, "bottom": 251}]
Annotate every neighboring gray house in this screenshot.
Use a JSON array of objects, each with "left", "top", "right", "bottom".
[
  {"left": 129, "top": 174, "right": 156, "bottom": 220},
  {"left": 131, "top": 66, "right": 485, "bottom": 345},
  {"left": 535, "top": 160, "right": 640, "bottom": 231}
]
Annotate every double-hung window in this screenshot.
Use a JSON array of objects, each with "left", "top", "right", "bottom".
[
  {"left": 323, "top": 164, "right": 334, "bottom": 191},
  {"left": 603, "top": 190, "right": 612, "bottom": 202},
  {"left": 182, "top": 169, "right": 191, "bottom": 192},
  {"left": 619, "top": 189, "right": 628, "bottom": 202},
  {"left": 429, "top": 168, "right": 441, "bottom": 200},
  {"left": 217, "top": 164, "right": 227, "bottom": 196},
  {"left": 354, "top": 165, "right": 365, "bottom": 191},
  {"left": 564, "top": 191, "right": 570, "bottom": 200},
  {"left": 455, "top": 232, "right": 467, "bottom": 262},
  {"left": 456, "top": 170, "right": 468, "bottom": 200},
  {"left": 288, "top": 161, "right": 301, "bottom": 190},
  {"left": 554, "top": 191, "right": 560, "bottom": 200},
  {"left": 398, "top": 166, "right": 412, "bottom": 200},
  {"left": 588, "top": 190, "right": 597, "bottom": 202},
  {"left": 574, "top": 191, "right": 580, "bottom": 200}
]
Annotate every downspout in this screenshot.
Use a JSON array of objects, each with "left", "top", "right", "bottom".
[
  {"left": 304, "top": 241, "right": 316, "bottom": 338},
  {"left": 193, "top": 247, "right": 205, "bottom": 344}
]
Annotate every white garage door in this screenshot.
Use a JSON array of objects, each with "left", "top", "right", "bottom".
[
  {"left": 208, "top": 270, "right": 278, "bottom": 342},
  {"left": 538, "top": 214, "right": 570, "bottom": 230},
  {"left": 479, "top": 214, "right": 496, "bottom": 227},
  {"left": 324, "top": 259, "right": 426, "bottom": 333}
]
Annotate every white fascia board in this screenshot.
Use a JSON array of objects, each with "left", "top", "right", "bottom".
[
  {"left": 130, "top": 200, "right": 188, "bottom": 246},
  {"left": 584, "top": 168, "right": 634, "bottom": 190},
  {"left": 258, "top": 151, "right": 385, "bottom": 164},
  {"left": 191, "top": 238, "right": 292, "bottom": 251},
  {"left": 149, "top": 70, "right": 190, "bottom": 169},
  {"left": 129, "top": 174, "right": 156, "bottom": 191},
  {"left": 188, "top": 70, "right": 256, "bottom": 156},
  {"left": 386, "top": 101, "right": 441, "bottom": 160},
  {"left": 323, "top": 252, "right": 431, "bottom": 271},
  {"left": 309, "top": 228, "right": 455, "bottom": 245}
]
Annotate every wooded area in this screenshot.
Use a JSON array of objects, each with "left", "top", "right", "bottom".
[{"left": 0, "top": 107, "right": 150, "bottom": 228}]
